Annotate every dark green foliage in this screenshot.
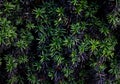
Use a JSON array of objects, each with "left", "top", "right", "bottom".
[{"left": 0, "top": 0, "right": 119, "bottom": 84}]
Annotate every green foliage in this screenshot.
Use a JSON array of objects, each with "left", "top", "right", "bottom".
[
  {"left": 4, "top": 55, "right": 17, "bottom": 72},
  {"left": 78, "top": 36, "right": 90, "bottom": 54},
  {"left": 33, "top": 8, "right": 46, "bottom": 18},
  {"left": 26, "top": 22, "right": 35, "bottom": 30},
  {"left": 48, "top": 69, "right": 54, "bottom": 80},
  {"left": 0, "top": 18, "right": 17, "bottom": 45},
  {"left": 33, "top": 62, "right": 41, "bottom": 71},
  {"left": 39, "top": 51, "right": 49, "bottom": 63},
  {"left": 4, "top": 2, "right": 15, "bottom": 12},
  {"left": 71, "top": 23, "right": 81, "bottom": 35},
  {"left": 0, "top": 0, "right": 119, "bottom": 84},
  {"left": 109, "top": 60, "right": 120, "bottom": 80},
  {"left": 63, "top": 36, "right": 75, "bottom": 48},
  {"left": 16, "top": 30, "right": 34, "bottom": 49},
  {"left": 27, "top": 74, "right": 39, "bottom": 84},
  {"left": 8, "top": 75, "right": 18, "bottom": 84},
  {"left": 50, "top": 37, "right": 62, "bottom": 51},
  {"left": 17, "top": 55, "right": 28, "bottom": 64},
  {"left": 54, "top": 54, "right": 64, "bottom": 66},
  {"left": 90, "top": 39, "right": 100, "bottom": 52},
  {"left": 71, "top": 50, "right": 78, "bottom": 64},
  {"left": 56, "top": 7, "right": 64, "bottom": 17},
  {"left": 100, "top": 36, "right": 117, "bottom": 59},
  {"left": 99, "top": 27, "right": 110, "bottom": 36},
  {"left": 107, "top": 13, "right": 120, "bottom": 27},
  {"left": 62, "top": 66, "right": 73, "bottom": 77}
]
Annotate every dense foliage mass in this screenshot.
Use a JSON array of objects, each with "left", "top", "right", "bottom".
[{"left": 0, "top": 0, "right": 120, "bottom": 84}]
